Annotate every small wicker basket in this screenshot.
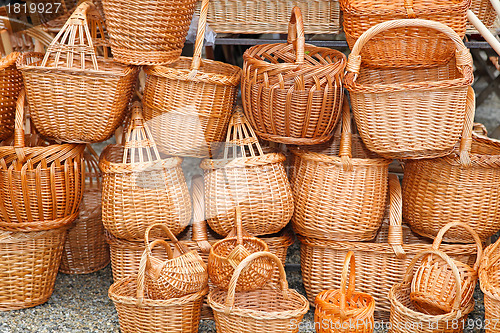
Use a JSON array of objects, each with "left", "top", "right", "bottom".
[
  {"left": 0, "top": 52, "right": 22, "bottom": 142},
  {"left": 479, "top": 238, "right": 500, "bottom": 333}
]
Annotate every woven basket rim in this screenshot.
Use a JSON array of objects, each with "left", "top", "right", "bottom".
[
  {"left": 0, "top": 52, "right": 19, "bottom": 71},
  {"left": 210, "top": 236, "right": 269, "bottom": 260},
  {"left": 340, "top": 0, "right": 470, "bottom": 14},
  {"left": 316, "top": 289, "right": 375, "bottom": 317},
  {"left": 289, "top": 145, "right": 391, "bottom": 166},
  {"left": 200, "top": 152, "right": 286, "bottom": 170},
  {"left": 479, "top": 243, "right": 500, "bottom": 300}
]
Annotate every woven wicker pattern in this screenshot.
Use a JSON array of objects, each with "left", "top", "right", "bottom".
[
  {"left": 314, "top": 251, "right": 375, "bottom": 333},
  {"left": 200, "top": 112, "right": 294, "bottom": 237},
  {"left": 345, "top": 19, "right": 474, "bottom": 160},
  {"left": 0, "top": 90, "right": 85, "bottom": 232},
  {"left": 200, "top": 0, "right": 340, "bottom": 34},
  {"left": 142, "top": 0, "right": 241, "bottom": 158},
  {"left": 17, "top": 2, "right": 139, "bottom": 143},
  {"left": 0, "top": 52, "right": 22, "bottom": 142},
  {"left": 299, "top": 174, "right": 478, "bottom": 320},
  {"left": 467, "top": 0, "right": 498, "bottom": 32},
  {"left": 60, "top": 147, "right": 109, "bottom": 274},
  {"left": 208, "top": 252, "right": 309, "bottom": 333},
  {"left": 0, "top": 226, "right": 68, "bottom": 310},
  {"left": 480, "top": 239, "right": 500, "bottom": 333},
  {"left": 242, "top": 7, "right": 345, "bottom": 145},
  {"left": 341, "top": 0, "right": 471, "bottom": 69},
  {"left": 100, "top": 103, "right": 192, "bottom": 240},
  {"left": 289, "top": 100, "right": 391, "bottom": 241},
  {"left": 101, "top": 0, "right": 196, "bottom": 65},
  {"left": 389, "top": 250, "right": 475, "bottom": 333}
]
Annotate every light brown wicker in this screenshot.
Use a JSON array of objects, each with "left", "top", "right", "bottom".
[
  {"left": 389, "top": 249, "right": 475, "bottom": 333},
  {"left": 299, "top": 174, "right": 478, "bottom": 320},
  {"left": 101, "top": 0, "right": 196, "bottom": 65},
  {"left": 340, "top": 0, "right": 471, "bottom": 69},
  {"left": 0, "top": 90, "right": 85, "bottom": 232},
  {"left": 479, "top": 238, "right": 500, "bottom": 333},
  {"left": 403, "top": 92, "right": 500, "bottom": 243},
  {"left": 289, "top": 98, "right": 391, "bottom": 241},
  {"left": 345, "top": 19, "right": 474, "bottom": 160},
  {"left": 200, "top": 111, "right": 294, "bottom": 237},
  {"left": 0, "top": 226, "right": 69, "bottom": 310},
  {"left": 139, "top": 223, "right": 208, "bottom": 301},
  {"left": 314, "top": 251, "right": 375, "bottom": 333},
  {"left": 467, "top": 0, "right": 498, "bottom": 32},
  {"left": 208, "top": 251, "right": 309, "bottom": 333},
  {"left": 17, "top": 1, "right": 139, "bottom": 143},
  {"left": 60, "top": 145, "right": 109, "bottom": 274},
  {"left": 208, "top": 206, "right": 273, "bottom": 292},
  {"left": 142, "top": 0, "right": 241, "bottom": 159},
  {"left": 410, "top": 222, "right": 482, "bottom": 315},
  {"left": 0, "top": 52, "right": 22, "bottom": 142},
  {"left": 100, "top": 102, "right": 192, "bottom": 241},
  {"left": 242, "top": 7, "right": 346, "bottom": 145}
]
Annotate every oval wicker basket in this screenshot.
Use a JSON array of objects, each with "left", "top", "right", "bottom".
[
  {"left": 100, "top": 103, "right": 192, "bottom": 240},
  {"left": 242, "top": 7, "right": 346, "bottom": 145},
  {"left": 345, "top": 19, "right": 474, "bottom": 160},
  {"left": 289, "top": 99, "right": 391, "bottom": 241},
  {"left": 17, "top": 1, "right": 139, "bottom": 143},
  {"left": 0, "top": 52, "right": 22, "bottom": 142},
  {"left": 101, "top": 0, "right": 196, "bottom": 65},
  {"left": 410, "top": 222, "right": 482, "bottom": 315},
  {"left": 479, "top": 238, "right": 500, "bottom": 333}
]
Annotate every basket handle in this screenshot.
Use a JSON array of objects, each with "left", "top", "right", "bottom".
[
  {"left": 432, "top": 222, "right": 483, "bottom": 271},
  {"left": 338, "top": 97, "right": 353, "bottom": 172},
  {"left": 388, "top": 173, "right": 406, "bottom": 259},
  {"left": 402, "top": 249, "right": 463, "bottom": 314},
  {"left": 190, "top": 0, "right": 210, "bottom": 71},
  {"left": 345, "top": 19, "right": 472, "bottom": 76},
  {"left": 403, "top": 0, "right": 416, "bottom": 18},
  {"left": 13, "top": 89, "right": 26, "bottom": 163},
  {"left": 467, "top": 10, "right": 500, "bottom": 56},
  {"left": 224, "top": 252, "right": 288, "bottom": 314},
  {"left": 234, "top": 206, "right": 244, "bottom": 245},
  {"left": 144, "top": 223, "right": 191, "bottom": 256},
  {"left": 191, "top": 175, "right": 212, "bottom": 253},
  {"left": 287, "top": 7, "right": 305, "bottom": 65},
  {"left": 458, "top": 86, "right": 476, "bottom": 167},
  {"left": 339, "top": 251, "right": 356, "bottom": 319}
]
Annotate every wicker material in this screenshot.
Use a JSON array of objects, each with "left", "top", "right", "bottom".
[
  {"left": 208, "top": 206, "right": 273, "bottom": 292},
  {"left": 60, "top": 146, "right": 109, "bottom": 274},
  {"left": 479, "top": 238, "right": 500, "bottom": 333},
  {"left": 100, "top": 103, "right": 192, "bottom": 240},
  {"left": 242, "top": 7, "right": 345, "bottom": 145},
  {"left": 200, "top": 111, "right": 294, "bottom": 237},
  {"left": 0, "top": 90, "right": 85, "bottom": 232},
  {"left": 299, "top": 174, "right": 478, "bottom": 320},
  {"left": 17, "top": 1, "right": 139, "bottom": 143},
  {"left": 345, "top": 19, "right": 474, "bottom": 160},
  {"left": 289, "top": 99, "right": 391, "bottom": 241},
  {"left": 314, "top": 251, "right": 375, "bottom": 333},
  {"left": 101, "top": 0, "right": 196, "bottom": 65},
  {"left": 467, "top": 0, "right": 498, "bottom": 32},
  {"left": 142, "top": 0, "right": 241, "bottom": 159},
  {"left": 208, "top": 252, "right": 309, "bottom": 333},
  {"left": 0, "top": 226, "right": 68, "bottom": 310},
  {"left": 139, "top": 223, "right": 208, "bottom": 301},
  {"left": 410, "top": 222, "right": 482, "bottom": 315},
  {"left": 0, "top": 52, "right": 22, "bottom": 141},
  {"left": 389, "top": 250, "right": 474, "bottom": 333},
  {"left": 200, "top": 0, "right": 340, "bottom": 34},
  {"left": 341, "top": 0, "right": 471, "bottom": 69}
]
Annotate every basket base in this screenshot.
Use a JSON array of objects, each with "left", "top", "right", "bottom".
[
  {"left": 59, "top": 260, "right": 110, "bottom": 275},
  {"left": 254, "top": 130, "right": 334, "bottom": 145},
  {"left": 410, "top": 292, "right": 451, "bottom": 315},
  {"left": 375, "top": 146, "right": 455, "bottom": 160},
  {"left": 111, "top": 47, "right": 182, "bottom": 66},
  {"left": 0, "top": 292, "right": 53, "bottom": 311}
]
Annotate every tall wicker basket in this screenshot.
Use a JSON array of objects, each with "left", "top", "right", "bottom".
[{"left": 0, "top": 52, "right": 22, "bottom": 142}]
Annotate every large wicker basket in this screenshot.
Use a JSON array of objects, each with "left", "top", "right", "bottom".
[
  {"left": 341, "top": 0, "right": 471, "bottom": 69},
  {"left": 142, "top": 0, "right": 241, "bottom": 159},
  {"left": 479, "top": 238, "right": 500, "bottom": 333},
  {"left": 345, "top": 19, "right": 474, "bottom": 160},
  {"left": 289, "top": 99, "right": 391, "bottom": 241},
  {"left": 299, "top": 174, "right": 478, "bottom": 320},
  {"left": 0, "top": 52, "right": 22, "bottom": 142},
  {"left": 101, "top": 0, "right": 196, "bottom": 65},
  {"left": 242, "top": 7, "right": 346, "bottom": 145},
  {"left": 17, "top": 1, "right": 139, "bottom": 143}
]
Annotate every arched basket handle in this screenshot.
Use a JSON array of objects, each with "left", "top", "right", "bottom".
[
  {"left": 190, "top": 0, "right": 209, "bottom": 71},
  {"left": 287, "top": 6, "right": 305, "bottom": 65},
  {"left": 388, "top": 173, "right": 405, "bottom": 259},
  {"left": 339, "top": 251, "right": 356, "bottom": 318}
]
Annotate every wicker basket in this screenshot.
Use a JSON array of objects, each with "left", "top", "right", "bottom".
[
  {"left": 101, "top": 0, "right": 196, "bottom": 65},
  {"left": 289, "top": 99, "right": 391, "bottom": 241},
  {"left": 0, "top": 226, "right": 68, "bottom": 310},
  {"left": 403, "top": 95, "right": 500, "bottom": 243},
  {"left": 479, "top": 238, "right": 500, "bottom": 333},
  {"left": 17, "top": 1, "right": 139, "bottom": 143},
  {"left": 410, "top": 222, "right": 482, "bottom": 315},
  {"left": 0, "top": 52, "right": 22, "bottom": 142},
  {"left": 467, "top": 0, "right": 499, "bottom": 32},
  {"left": 100, "top": 103, "right": 192, "bottom": 240},
  {"left": 314, "top": 251, "right": 375, "bottom": 333},
  {"left": 142, "top": 0, "right": 241, "bottom": 159},
  {"left": 242, "top": 7, "right": 345, "bottom": 145},
  {"left": 389, "top": 249, "right": 475, "bottom": 333},
  {"left": 208, "top": 252, "right": 309, "bottom": 333},
  {"left": 345, "top": 19, "right": 474, "bottom": 160},
  {"left": 60, "top": 146, "right": 109, "bottom": 274},
  {"left": 139, "top": 223, "right": 208, "bottom": 301},
  {"left": 299, "top": 174, "right": 478, "bottom": 320},
  {"left": 341, "top": 0, "right": 471, "bottom": 69},
  {"left": 200, "top": 111, "right": 294, "bottom": 237},
  {"left": 0, "top": 90, "right": 85, "bottom": 232}
]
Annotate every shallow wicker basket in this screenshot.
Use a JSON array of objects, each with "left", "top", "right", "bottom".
[
  {"left": 479, "top": 238, "right": 500, "bottom": 333},
  {"left": 0, "top": 52, "right": 22, "bottom": 142}
]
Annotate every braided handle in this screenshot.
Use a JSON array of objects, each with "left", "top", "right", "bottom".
[
  {"left": 287, "top": 6, "right": 305, "bottom": 65},
  {"left": 388, "top": 174, "right": 405, "bottom": 259},
  {"left": 339, "top": 251, "right": 356, "bottom": 318},
  {"left": 458, "top": 86, "right": 475, "bottom": 166},
  {"left": 338, "top": 97, "right": 353, "bottom": 171},
  {"left": 404, "top": 0, "right": 416, "bottom": 18},
  {"left": 191, "top": 175, "right": 211, "bottom": 253},
  {"left": 190, "top": 0, "right": 209, "bottom": 71},
  {"left": 144, "top": 223, "right": 190, "bottom": 256}
]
